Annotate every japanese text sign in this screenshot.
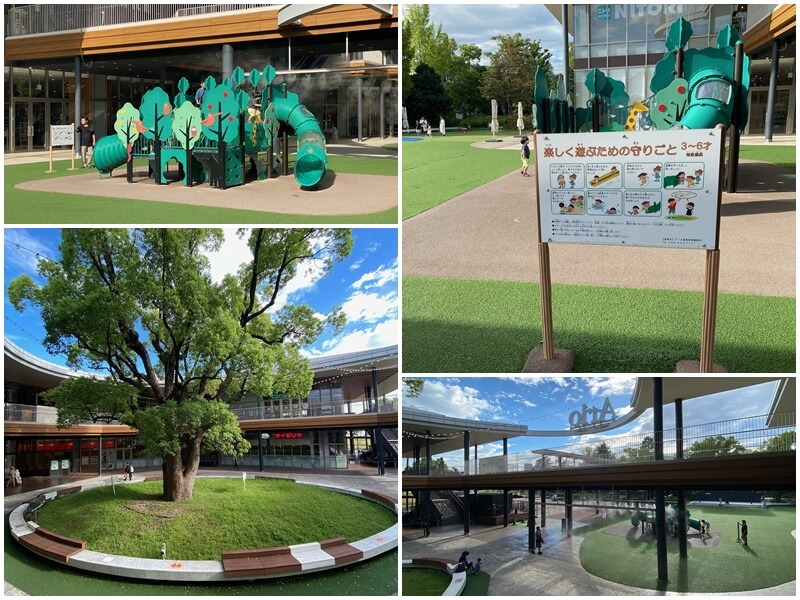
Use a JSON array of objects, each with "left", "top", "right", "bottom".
[{"left": 536, "top": 129, "right": 723, "bottom": 249}]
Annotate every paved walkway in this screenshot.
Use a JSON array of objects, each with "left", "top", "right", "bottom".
[
  {"left": 403, "top": 142, "right": 795, "bottom": 297},
  {"left": 403, "top": 517, "right": 796, "bottom": 596},
  {"left": 4, "top": 466, "right": 398, "bottom": 596}
]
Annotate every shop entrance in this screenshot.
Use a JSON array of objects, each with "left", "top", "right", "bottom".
[
  {"left": 13, "top": 100, "right": 46, "bottom": 150},
  {"left": 748, "top": 87, "right": 794, "bottom": 135}
]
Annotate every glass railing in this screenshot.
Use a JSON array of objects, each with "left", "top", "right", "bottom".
[
  {"left": 403, "top": 412, "right": 796, "bottom": 476},
  {"left": 7, "top": 4, "right": 277, "bottom": 37}
]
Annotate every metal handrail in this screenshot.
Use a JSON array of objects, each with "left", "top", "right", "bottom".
[
  {"left": 7, "top": 4, "right": 277, "bottom": 37},
  {"left": 403, "top": 412, "right": 796, "bottom": 476}
]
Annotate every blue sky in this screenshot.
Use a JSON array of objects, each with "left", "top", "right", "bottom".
[
  {"left": 4, "top": 228, "right": 398, "bottom": 368},
  {"left": 404, "top": 377, "right": 782, "bottom": 467},
  {"left": 425, "top": 3, "right": 568, "bottom": 74}
]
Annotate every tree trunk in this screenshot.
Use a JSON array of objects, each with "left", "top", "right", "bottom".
[{"left": 161, "top": 435, "right": 202, "bottom": 501}]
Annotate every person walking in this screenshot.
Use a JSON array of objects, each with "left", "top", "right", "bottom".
[
  {"left": 75, "top": 116, "right": 96, "bottom": 168},
  {"left": 124, "top": 462, "right": 134, "bottom": 481},
  {"left": 520, "top": 136, "right": 531, "bottom": 177},
  {"left": 534, "top": 525, "right": 545, "bottom": 555},
  {"left": 6, "top": 466, "right": 15, "bottom": 487},
  {"left": 233, "top": 456, "right": 239, "bottom": 471}
]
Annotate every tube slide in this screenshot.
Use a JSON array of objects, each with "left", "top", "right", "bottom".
[
  {"left": 92, "top": 135, "right": 128, "bottom": 174},
  {"left": 273, "top": 92, "right": 327, "bottom": 187}
]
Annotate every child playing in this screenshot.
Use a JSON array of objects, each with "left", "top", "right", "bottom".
[{"left": 520, "top": 136, "right": 530, "bottom": 177}]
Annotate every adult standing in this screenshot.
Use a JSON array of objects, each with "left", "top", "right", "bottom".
[
  {"left": 534, "top": 526, "right": 545, "bottom": 555},
  {"left": 75, "top": 116, "right": 96, "bottom": 168},
  {"left": 740, "top": 520, "right": 748, "bottom": 546},
  {"left": 14, "top": 467, "right": 22, "bottom": 487},
  {"left": 439, "top": 116, "right": 446, "bottom": 136},
  {"left": 233, "top": 456, "right": 240, "bottom": 471}
]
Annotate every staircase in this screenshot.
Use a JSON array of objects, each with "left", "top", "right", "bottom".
[{"left": 431, "top": 490, "right": 464, "bottom": 526}]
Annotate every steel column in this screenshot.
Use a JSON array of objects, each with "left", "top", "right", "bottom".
[
  {"left": 765, "top": 40, "right": 780, "bottom": 142},
  {"left": 464, "top": 430, "right": 471, "bottom": 535}
]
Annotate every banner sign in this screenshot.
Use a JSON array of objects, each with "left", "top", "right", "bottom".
[
  {"left": 50, "top": 125, "right": 75, "bottom": 147},
  {"left": 536, "top": 128, "right": 723, "bottom": 249}
]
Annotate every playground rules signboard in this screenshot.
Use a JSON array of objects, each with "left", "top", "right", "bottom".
[{"left": 535, "top": 128, "right": 723, "bottom": 249}]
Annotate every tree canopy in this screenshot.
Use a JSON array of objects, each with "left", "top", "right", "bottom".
[
  {"left": 8, "top": 228, "right": 352, "bottom": 501},
  {"left": 407, "top": 63, "right": 451, "bottom": 123},
  {"left": 686, "top": 435, "right": 747, "bottom": 459}
]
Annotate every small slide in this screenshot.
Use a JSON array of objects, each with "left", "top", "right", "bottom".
[
  {"left": 273, "top": 92, "right": 328, "bottom": 187},
  {"left": 92, "top": 135, "right": 128, "bottom": 174}
]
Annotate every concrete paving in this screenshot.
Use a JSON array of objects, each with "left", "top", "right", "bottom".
[
  {"left": 402, "top": 515, "right": 797, "bottom": 596},
  {"left": 403, "top": 139, "right": 795, "bottom": 297}
]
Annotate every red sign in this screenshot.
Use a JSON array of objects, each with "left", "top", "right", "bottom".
[{"left": 273, "top": 432, "right": 304, "bottom": 440}]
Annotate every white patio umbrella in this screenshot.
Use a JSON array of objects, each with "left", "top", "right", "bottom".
[
  {"left": 517, "top": 101, "right": 525, "bottom": 137},
  {"left": 402, "top": 106, "right": 409, "bottom": 131},
  {"left": 491, "top": 99, "right": 499, "bottom": 139}
]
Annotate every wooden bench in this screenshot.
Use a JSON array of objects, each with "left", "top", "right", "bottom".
[
  {"left": 19, "top": 527, "right": 86, "bottom": 564},
  {"left": 319, "top": 537, "right": 363, "bottom": 565},
  {"left": 412, "top": 557, "right": 458, "bottom": 574},
  {"left": 360, "top": 489, "right": 397, "bottom": 510},
  {"left": 56, "top": 486, "right": 82, "bottom": 498},
  {"left": 221, "top": 546, "right": 301, "bottom": 578},
  {"left": 144, "top": 476, "right": 163, "bottom": 482}
]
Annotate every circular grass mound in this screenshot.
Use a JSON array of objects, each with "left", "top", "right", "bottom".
[
  {"left": 35, "top": 478, "right": 396, "bottom": 560},
  {"left": 578, "top": 507, "right": 796, "bottom": 593}
]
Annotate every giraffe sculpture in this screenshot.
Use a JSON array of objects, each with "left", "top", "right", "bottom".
[{"left": 625, "top": 101, "right": 650, "bottom": 131}]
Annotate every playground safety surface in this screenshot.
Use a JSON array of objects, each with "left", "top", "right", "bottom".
[{"left": 17, "top": 170, "right": 397, "bottom": 217}]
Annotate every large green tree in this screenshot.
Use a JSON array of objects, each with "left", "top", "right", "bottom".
[
  {"left": 482, "top": 33, "right": 555, "bottom": 116},
  {"left": 407, "top": 63, "right": 451, "bottom": 124},
  {"left": 402, "top": 4, "right": 459, "bottom": 106},
  {"left": 447, "top": 44, "right": 490, "bottom": 117},
  {"left": 8, "top": 228, "right": 351, "bottom": 501},
  {"left": 686, "top": 435, "right": 747, "bottom": 459},
  {"left": 621, "top": 435, "right": 655, "bottom": 462}
]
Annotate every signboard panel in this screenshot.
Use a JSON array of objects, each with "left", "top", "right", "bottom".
[
  {"left": 50, "top": 125, "right": 75, "bottom": 147},
  {"left": 536, "top": 129, "right": 723, "bottom": 249}
]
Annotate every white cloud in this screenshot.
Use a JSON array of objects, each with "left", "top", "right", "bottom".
[
  {"left": 351, "top": 259, "right": 398, "bottom": 290},
  {"left": 522, "top": 400, "right": 537, "bottom": 408},
  {"left": 348, "top": 257, "right": 365, "bottom": 270},
  {"left": 4, "top": 230, "right": 56, "bottom": 275},
  {"left": 204, "top": 229, "right": 251, "bottom": 285},
  {"left": 340, "top": 290, "right": 398, "bottom": 323},
  {"left": 314, "top": 319, "right": 398, "bottom": 355},
  {"left": 407, "top": 380, "right": 496, "bottom": 420}
]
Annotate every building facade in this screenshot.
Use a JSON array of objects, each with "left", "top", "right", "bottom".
[
  {"left": 4, "top": 3, "right": 398, "bottom": 151},
  {"left": 550, "top": 4, "right": 795, "bottom": 136},
  {"left": 5, "top": 339, "right": 398, "bottom": 475}
]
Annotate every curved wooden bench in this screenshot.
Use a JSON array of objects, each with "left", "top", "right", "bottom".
[
  {"left": 56, "top": 486, "right": 82, "bottom": 498},
  {"left": 360, "top": 489, "right": 397, "bottom": 511},
  {"left": 221, "top": 546, "right": 301, "bottom": 578},
  {"left": 319, "top": 537, "right": 363, "bottom": 565},
  {"left": 19, "top": 527, "right": 86, "bottom": 564}
]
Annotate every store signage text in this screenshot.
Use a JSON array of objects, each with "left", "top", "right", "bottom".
[
  {"left": 569, "top": 398, "right": 617, "bottom": 430},
  {"left": 273, "top": 432, "right": 305, "bottom": 440},
  {"left": 598, "top": 4, "right": 687, "bottom": 20}
]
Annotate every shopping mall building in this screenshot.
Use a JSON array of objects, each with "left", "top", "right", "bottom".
[
  {"left": 548, "top": 3, "right": 795, "bottom": 136},
  {"left": 4, "top": 3, "right": 398, "bottom": 152},
  {"left": 4, "top": 339, "right": 398, "bottom": 477}
]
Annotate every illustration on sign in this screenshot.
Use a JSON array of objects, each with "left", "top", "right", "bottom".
[{"left": 536, "top": 129, "right": 722, "bottom": 249}]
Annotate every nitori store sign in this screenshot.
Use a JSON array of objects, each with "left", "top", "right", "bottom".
[{"left": 597, "top": 4, "right": 689, "bottom": 20}]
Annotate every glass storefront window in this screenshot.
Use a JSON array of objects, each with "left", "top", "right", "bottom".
[
  {"left": 30, "top": 69, "right": 46, "bottom": 98},
  {"left": 711, "top": 4, "right": 732, "bottom": 34},
  {"left": 119, "top": 77, "right": 132, "bottom": 105},
  {"left": 574, "top": 5, "right": 588, "bottom": 45},
  {"left": 13, "top": 71, "right": 30, "bottom": 97},
  {"left": 608, "top": 43, "right": 627, "bottom": 57},
  {"left": 48, "top": 71, "right": 63, "bottom": 98},
  {"left": 589, "top": 7, "right": 608, "bottom": 44}
]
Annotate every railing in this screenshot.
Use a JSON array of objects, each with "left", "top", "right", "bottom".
[
  {"left": 3, "top": 403, "right": 105, "bottom": 426},
  {"left": 403, "top": 412, "right": 796, "bottom": 476},
  {"left": 7, "top": 4, "right": 277, "bottom": 37}
]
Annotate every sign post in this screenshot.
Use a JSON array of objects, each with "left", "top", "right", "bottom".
[
  {"left": 49, "top": 124, "right": 77, "bottom": 172},
  {"left": 531, "top": 127, "right": 725, "bottom": 372}
]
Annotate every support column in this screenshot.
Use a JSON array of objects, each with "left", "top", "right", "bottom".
[
  {"left": 765, "top": 39, "right": 780, "bottom": 142},
  {"left": 376, "top": 426, "right": 385, "bottom": 476},
  {"left": 74, "top": 56, "right": 82, "bottom": 157},
  {"left": 655, "top": 486, "right": 668, "bottom": 582},
  {"left": 379, "top": 89, "right": 386, "bottom": 139},
  {"left": 562, "top": 5, "right": 570, "bottom": 100},
  {"left": 675, "top": 397, "right": 687, "bottom": 557},
  {"left": 541, "top": 490, "right": 547, "bottom": 528},
  {"left": 349, "top": 429, "right": 354, "bottom": 457},
  {"left": 528, "top": 487, "right": 536, "bottom": 552},
  {"left": 464, "top": 430, "right": 470, "bottom": 535},
  {"left": 414, "top": 443, "right": 421, "bottom": 475},
  {"left": 424, "top": 431, "right": 432, "bottom": 537},
  {"left": 503, "top": 437, "right": 509, "bottom": 527},
  {"left": 357, "top": 78, "right": 363, "bottom": 142},
  {"left": 258, "top": 431, "right": 264, "bottom": 472},
  {"left": 372, "top": 367, "right": 379, "bottom": 411},
  {"left": 222, "top": 44, "right": 234, "bottom": 82},
  {"left": 97, "top": 435, "right": 102, "bottom": 475},
  {"left": 565, "top": 489, "right": 573, "bottom": 536}
]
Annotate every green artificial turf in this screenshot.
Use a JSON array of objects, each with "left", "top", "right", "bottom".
[
  {"left": 4, "top": 511, "right": 397, "bottom": 596},
  {"left": 402, "top": 566, "right": 452, "bottom": 596},
  {"left": 402, "top": 134, "right": 522, "bottom": 219},
  {"left": 4, "top": 155, "right": 397, "bottom": 224},
  {"left": 402, "top": 275, "right": 796, "bottom": 373},
  {"left": 35, "top": 479, "right": 395, "bottom": 560},
  {"left": 738, "top": 145, "right": 796, "bottom": 170},
  {"left": 462, "top": 571, "right": 491, "bottom": 595},
  {"left": 578, "top": 507, "right": 795, "bottom": 593}
]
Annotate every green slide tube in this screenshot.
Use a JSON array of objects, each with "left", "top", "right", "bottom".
[
  {"left": 273, "top": 91, "right": 327, "bottom": 187},
  {"left": 92, "top": 135, "right": 129, "bottom": 174}
]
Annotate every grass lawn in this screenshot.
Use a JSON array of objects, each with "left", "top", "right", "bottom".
[
  {"left": 462, "top": 571, "right": 491, "bottom": 595},
  {"left": 738, "top": 145, "right": 796, "bottom": 170},
  {"left": 4, "top": 154, "right": 397, "bottom": 224},
  {"left": 578, "top": 507, "right": 795, "bottom": 593},
  {"left": 4, "top": 511, "right": 397, "bottom": 596},
  {"left": 402, "top": 133, "right": 520, "bottom": 219},
  {"left": 402, "top": 566, "right": 451, "bottom": 596},
  {"left": 35, "top": 479, "right": 396, "bottom": 560},
  {"left": 402, "top": 276, "right": 796, "bottom": 373}
]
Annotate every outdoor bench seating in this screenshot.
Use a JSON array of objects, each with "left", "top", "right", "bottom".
[
  {"left": 319, "top": 537, "right": 363, "bottom": 564},
  {"left": 412, "top": 556, "right": 458, "bottom": 574},
  {"left": 19, "top": 526, "right": 86, "bottom": 563},
  {"left": 221, "top": 546, "right": 301, "bottom": 578},
  {"left": 360, "top": 489, "right": 397, "bottom": 510},
  {"left": 56, "top": 486, "right": 82, "bottom": 498}
]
